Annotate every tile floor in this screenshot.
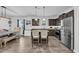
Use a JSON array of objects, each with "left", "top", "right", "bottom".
[{"left": 0, "top": 36, "right": 72, "bottom": 53}]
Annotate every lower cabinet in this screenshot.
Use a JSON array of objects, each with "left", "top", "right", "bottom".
[
  {"left": 48, "top": 30, "right": 56, "bottom": 36},
  {"left": 48, "top": 30, "right": 61, "bottom": 40}
]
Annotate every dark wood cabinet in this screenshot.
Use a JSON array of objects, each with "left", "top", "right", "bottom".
[
  {"left": 48, "top": 19, "right": 56, "bottom": 26},
  {"left": 48, "top": 30, "right": 61, "bottom": 40},
  {"left": 48, "top": 19, "right": 61, "bottom": 26},
  {"left": 56, "top": 19, "right": 61, "bottom": 26},
  {"left": 48, "top": 30, "right": 56, "bottom": 36},
  {"left": 58, "top": 10, "right": 74, "bottom": 20},
  {"left": 55, "top": 30, "right": 61, "bottom": 40},
  {"left": 32, "top": 19, "right": 39, "bottom": 26}
]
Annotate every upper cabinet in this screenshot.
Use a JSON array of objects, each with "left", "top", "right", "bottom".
[
  {"left": 48, "top": 19, "right": 61, "bottom": 26},
  {"left": 56, "top": 19, "right": 61, "bottom": 26},
  {"left": 32, "top": 19, "right": 40, "bottom": 26},
  {"left": 49, "top": 19, "right": 56, "bottom": 26},
  {"left": 58, "top": 10, "right": 74, "bottom": 20}
]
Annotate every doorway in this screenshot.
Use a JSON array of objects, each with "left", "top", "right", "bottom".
[{"left": 17, "top": 19, "right": 25, "bottom": 36}]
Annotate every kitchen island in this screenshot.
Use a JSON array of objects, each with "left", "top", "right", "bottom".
[{"left": 31, "top": 28, "right": 61, "bottom": 40}]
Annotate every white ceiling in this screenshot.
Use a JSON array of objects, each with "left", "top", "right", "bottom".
[{"left": 5, "top": 6, "right": 72, "bottom": 17}]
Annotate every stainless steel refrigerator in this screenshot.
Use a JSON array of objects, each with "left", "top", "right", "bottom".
[{"left": 62, "top": 16, "right": 74, "bottom": 50}]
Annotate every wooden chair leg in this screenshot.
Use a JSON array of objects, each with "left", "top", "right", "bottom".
[
  {"left": 32, "top": 40, "right": 33, "bottom": 48},
  {"left": 32, "top": 44, "right": 33, "bottom": 48},
  {"left": 41, "top": 38, "right": 42, "bottom": 47},
  {"left": 4, "top": 42, "right": 6, "bottom": 47},
  {"left": 46, "top": 41, "right": 48, "bottom": 47},
  {"left": 32, "top": 37, "right": 33, "bottom": 48},
  {"left": 0, "top": 43, "right": 2, "bottom": 48},
  {"left": 1, "top": 43, "right": 2, "bottom": 48},
  {"left": 38, "top": 39, "right": 39, "bottom": 46}
]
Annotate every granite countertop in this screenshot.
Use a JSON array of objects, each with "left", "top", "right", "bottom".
[{"left": 31, "top": 28, "right": 61, "bottom": 30}]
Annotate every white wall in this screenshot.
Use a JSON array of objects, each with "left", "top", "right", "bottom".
[
  {"left": 60, "top": 6, "right": 79, "bottom": 53},
  {"left": 10, "top": 18, "right": 17, "bottom": 31},
  {"left": 73, "top": 7, "right": 79, "bottom": 53},
  {"left": 0, "top": 18, "right": 10, "bottom": 30},
  {"left": 0, "top": 7, "right": 11, "bottom": 30}
]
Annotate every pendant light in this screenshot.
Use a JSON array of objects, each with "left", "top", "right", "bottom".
[
  {"left": 0, "top": 6, "right": 3, "bottom": 18},
  {"left": 3, "top": 6, "right": 6, "bottom": 17},
  {"left": 35, "top": 6, "right": 38, "bottom": 21},
  {"left": 0, "top": 6, "right": 7, "bottom": 18},
  {"left": 43, "top": 6, "right": 45, "bottom": 21}
]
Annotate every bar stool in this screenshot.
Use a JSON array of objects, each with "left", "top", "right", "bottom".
[
  {"left": 40, "top": 30, "right": 48, "bottom": 47},
  {"left": 31, "top": 30, "right": 39, "bottom": 47}
]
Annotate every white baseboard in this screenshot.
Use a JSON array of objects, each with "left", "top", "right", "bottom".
[{"left": 73, "top": 49, "right": 79, "bottom": 53}]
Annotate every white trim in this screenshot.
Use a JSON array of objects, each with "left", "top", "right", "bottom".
[{"left": 73, "top": 49, "right": 79, "bottom": 53}]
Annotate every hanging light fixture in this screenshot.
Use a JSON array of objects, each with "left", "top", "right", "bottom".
[
  {"left": 35, "top": 6, "right": 38, "bottom": 21},
  {"left": 43, "top": 6, "right": 45, "bottom": 21},
  {"left": 0, "top": 6, "right": 7, "bottom": 19},
  {"left": 3, "top": 6, "right": 6, "bottom": 17},
  {"left": 0, "top": 6, "right": 3, "bottom": 18}
]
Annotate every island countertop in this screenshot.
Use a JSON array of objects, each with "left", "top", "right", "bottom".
[{"left": 31, "top": 28, "right": 61, "bottom": 30}]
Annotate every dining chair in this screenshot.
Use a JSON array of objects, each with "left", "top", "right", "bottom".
[
  {"left": 0, "top": 38, "right": 3, "bottom": 48},
  {"left": 31, "top": 30, "right": 39, "bottom": 47},
  {"left": 40, "top": 30, "right": 48, "bottom": 47}
]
